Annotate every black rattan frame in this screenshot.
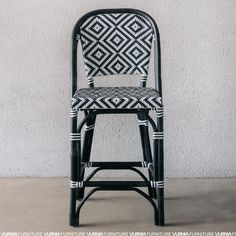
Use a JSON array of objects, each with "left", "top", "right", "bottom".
[{"left": 69, "top": 8, "right": 164, "bottom": 227}]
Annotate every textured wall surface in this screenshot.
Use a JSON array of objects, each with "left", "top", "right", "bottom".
[{"left": 0, "top": 0, "right": 235, "bottom": 177}]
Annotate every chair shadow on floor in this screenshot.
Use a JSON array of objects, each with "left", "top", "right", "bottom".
[{"left": 79, "top": 187, "right": 236, "bottom": 228}]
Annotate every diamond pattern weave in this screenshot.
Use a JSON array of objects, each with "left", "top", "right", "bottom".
[
  {"left": 72, "top": 87, "right": 162, "bottom": 110},
  {"left": 79, "top": 13, "right": 154, "bottom": 78}
]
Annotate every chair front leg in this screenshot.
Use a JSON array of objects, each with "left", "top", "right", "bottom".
[
  {"left": 153, "top": 107, "right": 164, "bottom": 226},
  {"left": 77, "top": 112, "right": 96, "bottom": 200},
  {"left": 137, "top": 113, "right": 156, "bottom": 198},
  {"left": 69, "top": 108, "right": 80, "bottom": 226}
]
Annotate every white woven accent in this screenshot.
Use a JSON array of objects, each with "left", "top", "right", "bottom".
[
  {"left": 85, "top": 124, "right": 95, "bottom": 131},
  {"left": 156, "top": 181, "right": 164, "bottom": 188},
  {"left": 70, "top": 133, "right": 81, "bottom": 141},
  {"left": 70, "top": 109, "right": 78, "bottom": 118},
  {"left": 87, "top": 77, "right": 94, "bottom": 85},
  {"left": 70, "top": 181, "right": 83, "bottom": 188},
  {"left": 151, "top": 181, "right": 164, "bottom": 188},
  {"left": 140, "top": 75, "right": 147, "bottom": 82},
  {"left": 138, "top": 119, "right": 148, "bottom": 126},
  {"left": 78, "top": 181, "right": 84, "bottom": 188},
  {"left": 70, "top": 181, "right": 78, "bottom": 188},
  {"left": 153, "top": 131, "right": 164, "bottom": 139},
  {"left": 156, "top": 107, "right": 164, "bottom": 118}
]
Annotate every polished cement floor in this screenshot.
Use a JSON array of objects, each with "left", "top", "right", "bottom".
[{"left": 0, "top": 178, "right": 235, "bottom": 232}]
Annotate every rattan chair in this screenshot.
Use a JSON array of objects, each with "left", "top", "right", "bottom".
[{"left": 69, "top": 8, "right": 164, "bottom": 226}]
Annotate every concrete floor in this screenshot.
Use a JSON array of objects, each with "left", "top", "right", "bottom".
[{"left": 0, "top": 178, "right": 235, "bottom": 231}]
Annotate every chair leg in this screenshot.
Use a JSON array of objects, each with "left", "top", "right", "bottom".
[
  {"left": 153, "top": 108, "right": 165, "bottom": 226},
  {"left": 137, "top": 113, "right": 157, "bottom": 199},
  {"left": 77, "top": 113, "right": 96, "bottom": 200},
  {"left": 69, "top": 108, "right": 80, "bottom": 226}
]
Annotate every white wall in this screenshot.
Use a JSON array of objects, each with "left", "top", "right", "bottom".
[{"left": 0, "top": 0, "right": 235, "bottom": 177}]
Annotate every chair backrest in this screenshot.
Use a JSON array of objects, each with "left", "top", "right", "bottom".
[{"left": 71, "top": 9, "right": 161, "bottom": 93}]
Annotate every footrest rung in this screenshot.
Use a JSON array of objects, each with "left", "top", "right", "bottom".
[
  {"left": 84, "top": 181, "right": 149, "bottom": 188},
  {"left": 83, "top": 161, "right": 144, "bottom": 168}
]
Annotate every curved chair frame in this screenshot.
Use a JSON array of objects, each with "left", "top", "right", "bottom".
[{"left": 69, "top": 8, "right": 164, "bottom": 227}]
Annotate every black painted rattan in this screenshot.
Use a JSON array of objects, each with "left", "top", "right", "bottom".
[{"left": 69, "top": 8, "right": 164, "bottom": 227}]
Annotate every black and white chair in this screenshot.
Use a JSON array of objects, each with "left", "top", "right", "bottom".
[{"left": 69, "top": 8, "right": 164, "bottom": 226}]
